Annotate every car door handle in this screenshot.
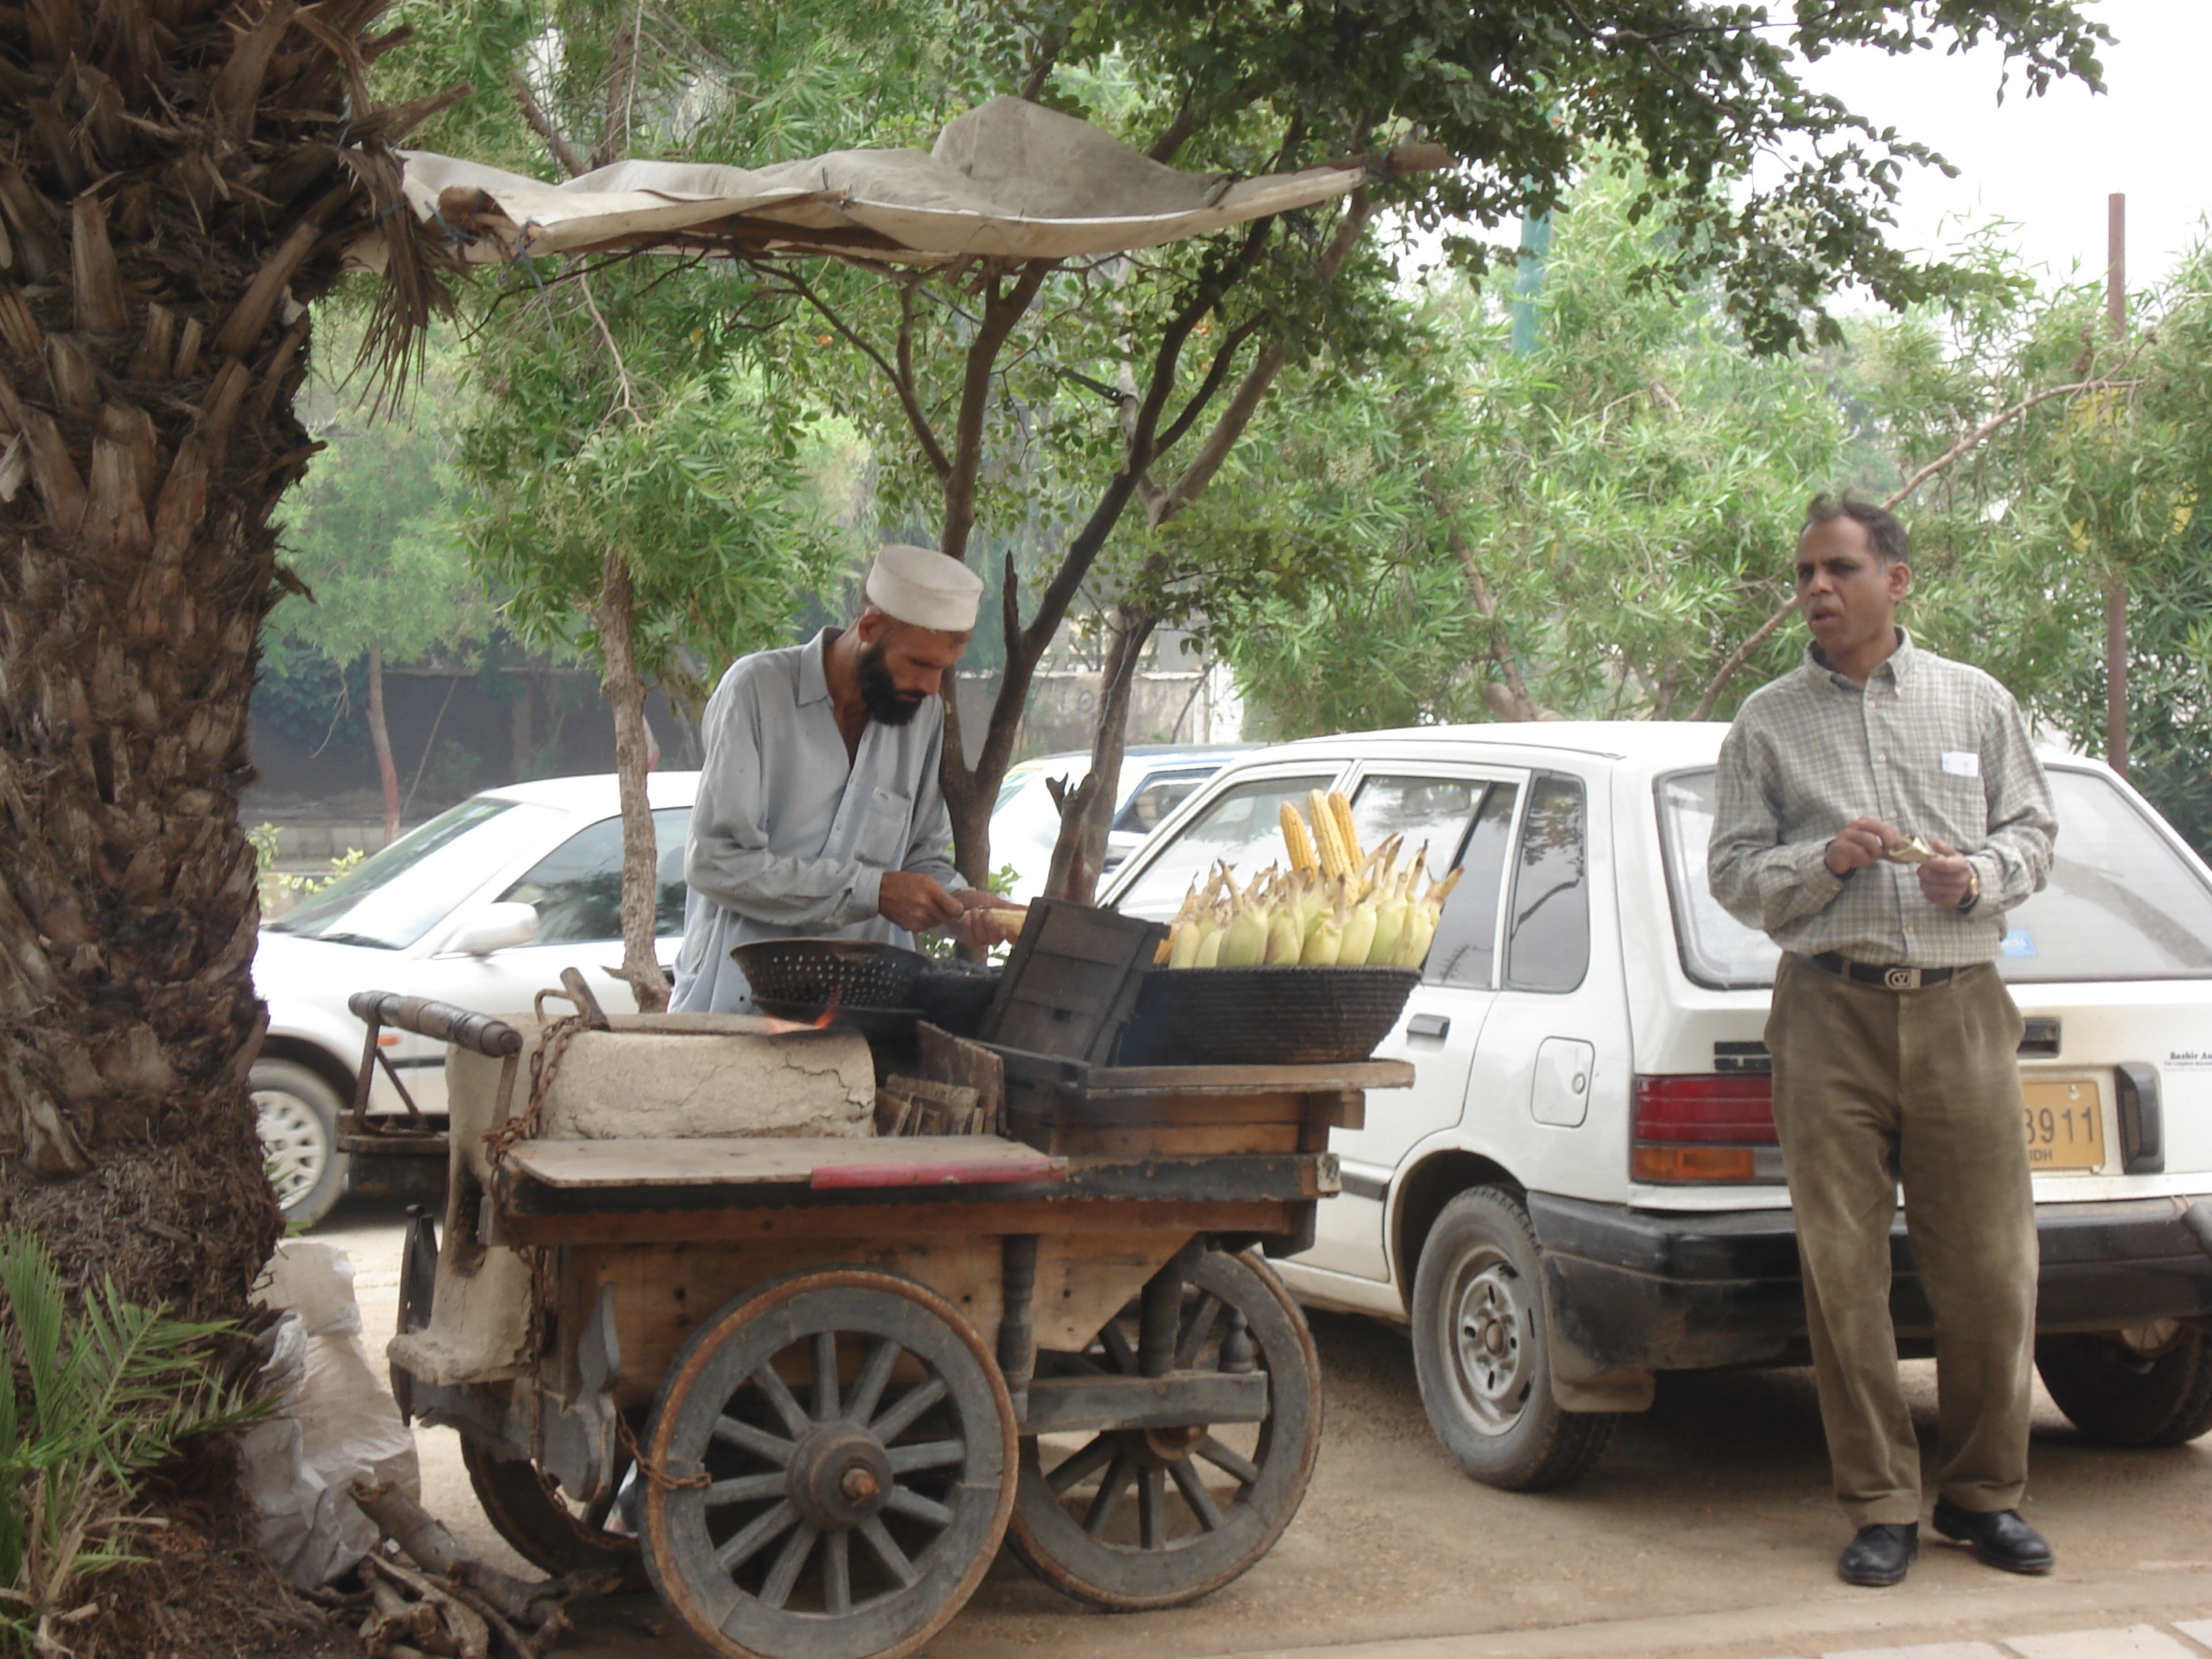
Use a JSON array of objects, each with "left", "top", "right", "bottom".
[{"left": 1408, "top": 1012, "right": 1451, "bottom": 1041}]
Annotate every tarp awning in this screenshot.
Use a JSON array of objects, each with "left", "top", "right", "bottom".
[{"left": 393, "top": 96, "right": 1412, "bottom": 266}]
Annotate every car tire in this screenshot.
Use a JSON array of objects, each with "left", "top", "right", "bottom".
[
  {"left": 1410, "top": 1186, "right": 1616, "bottom": 1491},
  {"left": 253, "top": 1059, "right": 349, "bottom": 1230},
  {"left": 2035, "top": 1324, "right": 2212, "bottom": 1448}
]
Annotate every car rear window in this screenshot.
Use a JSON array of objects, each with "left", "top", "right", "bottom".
[{"left": 1657, "top": 766, "right": 2212, "bottom": 987}]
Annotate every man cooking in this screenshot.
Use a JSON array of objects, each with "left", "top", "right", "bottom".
[{"left": 669, "top": 544, "right": 1017, "bottom": 1014}]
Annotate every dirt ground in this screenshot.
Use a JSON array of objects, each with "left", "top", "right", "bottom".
[{"left": 320, "top": 1196, "right": 2212, "bottom": 1659}]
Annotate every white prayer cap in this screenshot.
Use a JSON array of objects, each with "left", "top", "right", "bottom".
[{"left": 865, "top": 544, "right": 983, "bottom": 632}]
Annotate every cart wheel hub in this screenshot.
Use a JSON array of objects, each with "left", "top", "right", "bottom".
[
  {"left": 1142, "top": 1423, "right": 1207, "bottom": 1463},
  {"left": 787, "top": 1424, "right": 894, "bottom": 1532}
]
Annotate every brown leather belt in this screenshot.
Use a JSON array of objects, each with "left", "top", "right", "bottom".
[{"left": 1807, "top": 952, "right": 1957, "bottom": 991}]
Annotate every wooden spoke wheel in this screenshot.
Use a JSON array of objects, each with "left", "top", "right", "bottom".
[
  {"left": 1007, "top": 1250, "right": 1321, "bottom": 1611},
  {"left": 461, "top": 1437, "right": 650, "bottom": 1591},
  {"left": 639, "top": 1269, "right": 1016, "bottom": 1659}
]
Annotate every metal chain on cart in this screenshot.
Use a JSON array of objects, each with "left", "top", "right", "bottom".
[{"left": 615, "top": 1415, "right": 712, "bottom": 1492}]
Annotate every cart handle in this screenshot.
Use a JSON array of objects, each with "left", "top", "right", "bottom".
[{"left": 348, "top": 991, "right": 524, "bottom": 1057}]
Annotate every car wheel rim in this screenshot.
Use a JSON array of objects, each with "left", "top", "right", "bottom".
[
  {"left": 256, "top": 1089, "right": 330, "bottom": 1207},
  {"left": 1442, "top": 1245, "right": 1530, "bottom": 1436}
]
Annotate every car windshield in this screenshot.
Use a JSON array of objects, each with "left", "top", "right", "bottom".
[
  {"left": 1657, "top": 766, "right": 2212, "bottom": 987},
  {"left": 266, "top": 797, "right": 560, "bottom": 950}
]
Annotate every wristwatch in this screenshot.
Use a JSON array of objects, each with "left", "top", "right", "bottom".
[{"left": 1957, "top": 866, "right": 1983, "bottom": 914}]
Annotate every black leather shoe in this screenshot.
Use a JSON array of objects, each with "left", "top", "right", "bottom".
[
  {"left": 1932, "top": 1497, "right": 2053, "bottom": 1574},
  {"left": 1837, "top": 1522, "right": 1917, "bottom": 1586}
]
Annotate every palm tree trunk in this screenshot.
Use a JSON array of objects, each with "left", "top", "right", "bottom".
[
  {"left": 0, "top": 3, "right": 453, "bottom": 1319},
  {"left": 597, "top": 549, "right": 670, "bottom": 1012}
]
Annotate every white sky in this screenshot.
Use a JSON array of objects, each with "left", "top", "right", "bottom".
[{"left": 1800, "top": 0, "right": 2212, "bottom": 291}]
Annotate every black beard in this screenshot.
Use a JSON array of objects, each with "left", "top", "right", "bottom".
[{"left": 857, "top": 640, "right": 926, "bottom": 726}]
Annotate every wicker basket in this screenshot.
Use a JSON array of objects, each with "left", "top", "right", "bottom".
[
  {"left": 1113, "top": 965, "right": 1420, "bottom": 1068},
  {"left": 731, "top": 938, "right": 932, "bottom": 1009}
]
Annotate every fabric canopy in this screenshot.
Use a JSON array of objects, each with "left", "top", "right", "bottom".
[{"left": 387, "top": 96, "right": 1421, "bottom": 267}]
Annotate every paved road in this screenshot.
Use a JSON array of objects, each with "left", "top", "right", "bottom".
[{"left": 317, "top": 1195, "right": 2212, "bottom": 1659}]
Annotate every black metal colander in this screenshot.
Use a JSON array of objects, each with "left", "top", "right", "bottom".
[{"left": 730, "top": 938, "right": 932, "bottom": 1009}]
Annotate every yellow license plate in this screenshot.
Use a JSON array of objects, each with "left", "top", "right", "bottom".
[{"left": 2023, "top": 1078, "right": 2105, "bottom": 1171}]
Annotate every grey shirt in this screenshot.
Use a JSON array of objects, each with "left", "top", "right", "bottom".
[
  {"left": 1708, "top": 630, "right": 2056, "bottom": 968},
  {"left": 669, "top": 628, "right": 966, "bottom": 1013}
]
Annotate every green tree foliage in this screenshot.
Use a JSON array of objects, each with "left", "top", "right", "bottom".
[
  {"left": 274, "top": 323, "right": 489, "bottom": 678},
  {"left": 368, "top": 0, "right": 2114, "bottom": 894},
  {"left": 1213, "top": 162, "right": 2212, "bottom": 858}
]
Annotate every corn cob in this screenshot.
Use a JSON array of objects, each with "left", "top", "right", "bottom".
[
  {"left": 1339, "top": 891, "right": 1379, "bottom": 966},
  {"left": 1328, "top": 791, "right": 1362, "bottom": 872},
  {"left": 1280, "top": 801, "right": 1318, "bottom": 874},
  {"left": 1307, "top": 789, "right": 1348, "bottom": 878},
  {"left": 1195, "top": 903, "right": 1228, "bottom": 967}
]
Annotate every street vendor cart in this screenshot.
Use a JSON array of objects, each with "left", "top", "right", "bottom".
[{"left": 368, "top": 903, "right": 1413, "bottom": 1659}]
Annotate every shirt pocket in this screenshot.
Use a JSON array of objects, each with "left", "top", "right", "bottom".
[
  {"left": 858, "top": 785, "right": 914, "bottom": 867},
  {"left": 1918, "top": 764, "right": 1988, "bottom": 846}
]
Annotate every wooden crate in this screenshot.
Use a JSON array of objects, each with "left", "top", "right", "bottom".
[{"left": 978, "top": 899, "right": 1165, "bottom": 1064}]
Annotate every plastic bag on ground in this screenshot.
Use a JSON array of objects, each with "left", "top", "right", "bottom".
[{"left": 238, "top": 1240, "right": 422, "bottom": 1585}]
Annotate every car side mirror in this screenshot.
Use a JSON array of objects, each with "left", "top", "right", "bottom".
[{"left": 451, "top": 901, "right": 539, "bottom": 956}]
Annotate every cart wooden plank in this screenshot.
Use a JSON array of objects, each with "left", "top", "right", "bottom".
[
  {"left": 1074, "top": 1059, "right": 1414, "bottom": 1096},
  {"left": 504, "top": 1133, "right": 1064, "bottom": 1190},
  {"left": 500, "top": 1196, "right": 1302, "bottom": 1248}
]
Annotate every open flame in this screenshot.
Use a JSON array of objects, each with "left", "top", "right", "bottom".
[{"left": 756, "top": 991, "right": 842, "bottom": 1035}]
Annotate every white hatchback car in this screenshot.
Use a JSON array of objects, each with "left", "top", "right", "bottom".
[
  {"left": 1101, "top": 722, "right": 2212, "bottom": 1489},
  {"left": 252, "top": 773, "right": 697, "bottom": 1225}
]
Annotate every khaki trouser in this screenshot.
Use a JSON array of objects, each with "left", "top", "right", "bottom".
[{"left": 1767, "top": 953, "right": 2038, "bottom": 1527}]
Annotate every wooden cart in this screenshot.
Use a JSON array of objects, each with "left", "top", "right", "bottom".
[{"left": 374, "top": 992, "right": 1408, "bottom": 1659}]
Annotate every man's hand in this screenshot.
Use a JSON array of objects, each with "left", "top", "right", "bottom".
[
  {"left": 951, "top": 888, "right": 1027, "bottom": 951},
  {"left": 1824, "top": 816, "right": 1903, "bottom": 877},
  {"left": 1916, "top": 835, "right": 1977, "bottom": 910},
  {"left": 878, "top": 871, "right": 965, "bottom": 932}
]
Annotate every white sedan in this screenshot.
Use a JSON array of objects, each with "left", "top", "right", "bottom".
[{"left": 251, "top": 773, "right": 696, "bottom": 1225}]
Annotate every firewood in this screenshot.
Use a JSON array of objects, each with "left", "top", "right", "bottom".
[
  {"left": 361, "top": 1553, "right": 488, "bottom": 1659},
  {"left": 348, "top": 1478, "right": 586, "bottom": 1631}
]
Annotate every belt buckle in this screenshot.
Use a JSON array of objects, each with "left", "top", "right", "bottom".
[{"left": 1882, "top": 965, "right": 1921, "bottom": 991}]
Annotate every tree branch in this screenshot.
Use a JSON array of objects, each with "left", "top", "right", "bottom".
[
  {"left": 591, "top": 5, "right": 639, "bottom": 171},
  {"left": 1686, "top": 589, "right": 1794, "bottom": 722},
  {"left": 1150, "top": 190, "right": 1378, "bottom": 523},
  {"left": 942, "top": 259, "right": 1057, "bottom": 561},
  {"left": 575, "top": 270, "right": 642, "bottom": 423},
  {"left": 1689, "top": 359, "right": 2150, "bottom": 722},
  {"left": 510, "top": 69, "right": 587, "bottom": 179},
  {"left": 767, "top": 262, "right": 950, "bottom": 481},
  {"left": 1883, "top": 368, "right": 2143, "bottom": 513}
]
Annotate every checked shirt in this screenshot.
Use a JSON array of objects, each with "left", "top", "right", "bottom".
[{"left": 1708, "top": 629, "right": 2056, "bottom": 969}]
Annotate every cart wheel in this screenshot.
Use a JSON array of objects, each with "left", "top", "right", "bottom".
[
  {"left": 1007, "top": 1249, "right": 1320, "bottom": 1611},
  {"left": 639, "top": 1269, "right": 1016, "bottom": 1659},
  {"left": 461, "top": 1437, "right": 650, "bottom": 1591}
]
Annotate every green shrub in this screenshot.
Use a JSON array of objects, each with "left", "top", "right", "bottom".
[{"left": 0, "top": 1230, "right": 267, "bottom": 1653}]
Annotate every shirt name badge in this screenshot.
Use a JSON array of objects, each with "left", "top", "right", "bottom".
[{"left": 1941, "top": 751, "right": 1980, "bottom": 778}]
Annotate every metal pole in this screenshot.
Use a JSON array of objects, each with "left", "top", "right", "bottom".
[{"left": 2105, "top": 192, "right": 2129, "bottom": 780}]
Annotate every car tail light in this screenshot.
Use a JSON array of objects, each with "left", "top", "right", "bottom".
[{"left": 1632, "top": 1074, "right": 1781, "bottom": 1185}]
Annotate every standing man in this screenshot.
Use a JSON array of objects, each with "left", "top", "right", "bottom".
[
  {"left": 1708, "top": 496, "right": 2057, "bottom": 1588},
  {"left": 671, "top": 544, "right": 1015, "bottom": 1013}
]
